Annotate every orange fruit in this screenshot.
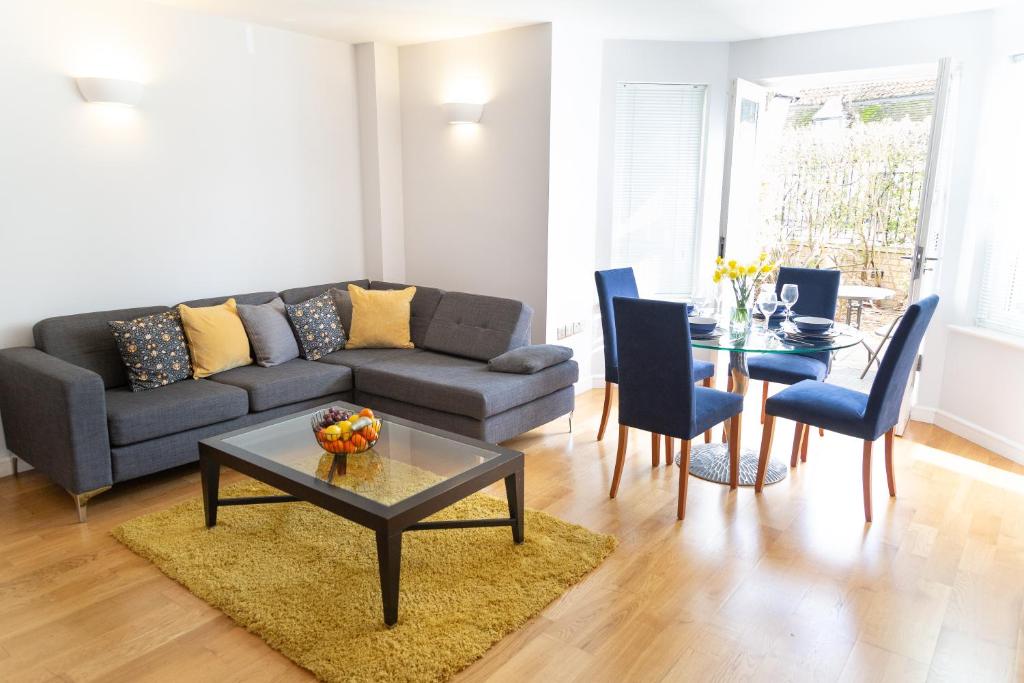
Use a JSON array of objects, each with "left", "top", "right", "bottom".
[
  {"left": 361, "top": 426, "right": 378, "bottom": 442},
  {"left": 359, "top": 408, "right": 375, "bottom": 419},
  {"left": 351, "top": 433, "right": 367, "bottom": 450}
]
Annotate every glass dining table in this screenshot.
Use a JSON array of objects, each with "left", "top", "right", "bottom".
[{"left": 683, "top": 318, "right": 863, "bottom": 487}]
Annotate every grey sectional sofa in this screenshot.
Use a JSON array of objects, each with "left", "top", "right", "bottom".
[{"left": 0, "top": 279, "right": 577, "bottom": 520}]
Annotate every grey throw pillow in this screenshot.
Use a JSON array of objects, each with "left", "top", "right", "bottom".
[
  {"left": 237, "top": 297, "right": 301, "bottom": 367},
  {"left": 328, "top": 287, "right": 354, "bottom": 332},
  {"left": 488, "top": 344, "right": 573, "bottom": 374}
]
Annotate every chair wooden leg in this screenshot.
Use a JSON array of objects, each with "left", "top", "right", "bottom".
[
  {"left": 728, "top": 414, "right": 741, "bottom": 490},
  {"left": 677, "top": 440, "right": 692, "bottom": 520},
  {"left": 727, "top": 375, "right": 734, "bottom": 392},
  {"left": 756, "top": 415, "right": 775, "bottom": 493},
  {"left": 597, "top": 382, "right": 613, "bottom": 441},
  {"left": 862, "top": 439, "right": 873, "bottom": 523},
  {"left": 760, "top": 381, "right": 769, "bottom": 424},
  {"left": 652, "top": 432, "right": 661, "bottom": 468},
  {"left": 610, "top": 426, "right": 629, "bottom": 498},
  {"left": 664, "top": 435, "right": 674, "bottom": 465},
  {"left": 885, "top": 428, "right": 896, "bottom": 497},
  {"left": 818, "top": 427, "right": 825, "bottom": 437},
  {"left": 800, "top": 423, "right": 810, "bottom": 462},
  {"left": 702, "top": 376, "right": 714, "bottom": 443},
  {"left": 791, "top": 423, "right": 804, "bottom": 468}
]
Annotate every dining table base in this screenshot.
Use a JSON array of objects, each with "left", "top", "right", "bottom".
[{"left": 681, "top": 443, "right": 787, "bottom": 487}]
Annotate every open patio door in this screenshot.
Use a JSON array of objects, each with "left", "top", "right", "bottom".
[
  {"left": 897, "top": 57, "right": 959, "bottom": 434},
  {"left": 719, "top": 78, "right": 768, "bottom": 262}
]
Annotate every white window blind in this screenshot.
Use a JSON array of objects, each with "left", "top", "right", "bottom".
[
  {"left": 611, "top": 82, "right": 708, "bottom": 297},
  {"left": 976, "top": 57, "right": 1024, "bottom": 337}
]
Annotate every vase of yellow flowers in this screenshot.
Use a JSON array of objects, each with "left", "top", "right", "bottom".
[{"left": 713, "top": 253, "right": 777, "bottom": 334}]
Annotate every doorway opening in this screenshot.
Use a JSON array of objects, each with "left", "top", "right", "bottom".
[{"left": 752, "top": 66, "right": 939, "bottom": 390}]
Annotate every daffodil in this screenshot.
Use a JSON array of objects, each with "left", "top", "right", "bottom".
[
  {"left": 747, "top": 265, "right": 757, "bottom": 275},
  {"left": 712, "top": 271, "right": 721, "bottom": 283},
  {"left": 760, "top": 264, "right": 773, "bottom": 273},
  {"left": 715, "top": 256, "right": 723, "bottom": 265},
  {"left": 759, "top": 252, "right": 768, "bottom": 262},
  {"left": 727, "top": 259, "right": 737, "bottom": 269}
]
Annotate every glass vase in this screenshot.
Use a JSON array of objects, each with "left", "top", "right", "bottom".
[{"left": 730, "top": 300, "right": 752, "bottom": 335}]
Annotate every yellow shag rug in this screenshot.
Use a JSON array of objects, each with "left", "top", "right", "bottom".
[{"left": 113, "top": 473, "right": 616, "bottom": 683}]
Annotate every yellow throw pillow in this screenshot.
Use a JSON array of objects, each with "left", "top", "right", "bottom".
[
  {"left": 345, "top": 285, "right": 416, "bottom": 349},
  {"left": 178, "top": 298, "right": 253, "bottom": 378}
]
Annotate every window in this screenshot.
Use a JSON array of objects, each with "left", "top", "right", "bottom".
[
  {"left": 976, "top": 56, "right": 1024, "bottom": 336},
  {"left": 611, "top": 83, "right": 708, "bottom": 297}
]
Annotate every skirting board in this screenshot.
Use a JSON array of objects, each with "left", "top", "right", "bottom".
[
  {"left": 0, "top": 452, "right": 32, "bottom": 478},
  {"left": 921, "top": 408, "right": 1024, "bottom": 465}
]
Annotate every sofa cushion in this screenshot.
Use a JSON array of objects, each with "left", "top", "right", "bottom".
[
  {"left": 285, "top": 292, "right": 347, "bottom": 360},
  {"left": 208, "top": 359, "right": 352, "bottom": 412},
  {"left": 105, "top": 379, "right": 249, "bottom": 446},
  {"left": 422, "top": 292, "right": 532, "bottom": 361},
  {"left": 178, "top": 298, "right": 253, "bottom": 378},
  {"left": 318, "top": 348, "right": 423, "bottom": 370},
  {"left": 345, "top": 285, "right": 416, "bottom": 350},
  {"left": 177, "top": 292, "right": 278, "bottom": 308},
  {"left": 279, "top": 280, "right": 370, "bottom": 305},
  {"left": 355, "top": 351, "right": 578, "bottom": 420},
  {"left": 489, "top": 344, "right": 573, "bottom": 374},
  {"left": 34, "top": 306, "right": 171, "bottom": 389},
  {"left": 237, "top": 297, "right": 301, "bottom": 367},
  {"left": 108, "top": 310, "right": 193, "bottom": 391},
  {"left": 369, "top": 281, "right": 445, "bottom": 347}
]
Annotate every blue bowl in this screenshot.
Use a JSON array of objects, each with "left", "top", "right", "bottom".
[
  {"left": 689, "top": 316, "right": 717, "bottom": 336},
  {"left": 793, "top": 316, "right": 834, "bottom": 333}
]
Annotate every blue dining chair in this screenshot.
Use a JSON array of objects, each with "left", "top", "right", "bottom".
[
  {"left": 611, "top": 297, "right": 744, "bottom": 519},
  {"left": 748, "top": 267, "right": 841, "bottom": 428},
  {"left": 755, "top": 295, "right": 939, "bottom": 522},
  {"left": 595, "top": 269, "right": 715, "bottom": 457}
]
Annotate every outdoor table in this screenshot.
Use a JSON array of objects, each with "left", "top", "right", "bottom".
[{"left": 837, "top": 284, "right": 894, "bottom": 328}]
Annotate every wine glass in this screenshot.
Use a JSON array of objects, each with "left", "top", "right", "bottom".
[
  {"left": 780, "top": 284, "right": 799, "bottom": 323},
  {"left": 756, "top": 290, "right": 779, "bottom": 332}
]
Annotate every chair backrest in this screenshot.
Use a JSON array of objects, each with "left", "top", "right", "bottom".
[
  {"left": 613, "top": 297, "right": 696, "bottom": 439},
  {"left": 595, "top": 268, "right": 639, "bottom": 382},
  {"left": 865, "top": 295, "right": 939, "bottom": 437},
  {"left": 775, "top": 267, "right": 841, "bottom": 319}
]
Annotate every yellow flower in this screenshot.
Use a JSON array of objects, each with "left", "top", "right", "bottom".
[
  {"left": 759, "top": 252, "right": 768, "bottom": 262},
  {"left": 712, "top": 271, "right": 721, "bottom": 283},
  {"left": 728, "top": 269, "right": 739, "bottom": 279},
  {"left": 727, "top": 259, "right": 737, "bottom": 269},
  {"left": 760, "top": 263, "right": 773, "bottom": 273},
  {"left": 747, "top": 265, "right": 758, "bottom": 275},
  {"left": 715, "top": 256, "right": 723, "bottom": 265}
]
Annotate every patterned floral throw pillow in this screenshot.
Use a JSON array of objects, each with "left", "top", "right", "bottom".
[
  {"left": 109, "top": 311, "right": 193, "bottom": 391},
  {"left": 285, "top": 292, "right": 346, "bottom": 360}
]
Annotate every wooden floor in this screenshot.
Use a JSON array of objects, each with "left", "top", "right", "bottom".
[{"left": 1, "top": 387, "right": 1023, "bottom": 682}]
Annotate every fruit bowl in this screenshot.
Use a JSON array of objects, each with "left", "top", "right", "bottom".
[{"left": 311, "top": 406, "right": 382, "bottom": 454}]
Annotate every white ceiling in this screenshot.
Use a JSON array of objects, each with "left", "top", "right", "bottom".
[{"left": 148, "top": 0, "right": 1002, "bottom": 46}]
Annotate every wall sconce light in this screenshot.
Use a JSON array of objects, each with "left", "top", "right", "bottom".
[
  {"left": 442, "top": 102, "right": 484, "bottom": 124},
  {"left": 75, "top": 77, "right": 144, "bottom": 106}
]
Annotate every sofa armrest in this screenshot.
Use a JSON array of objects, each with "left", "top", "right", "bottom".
[{"left": 0, "top": 347, "right": 111, "bottom": 494}]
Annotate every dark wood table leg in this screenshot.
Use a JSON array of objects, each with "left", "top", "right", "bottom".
[
  {"left": 200, "top": 455, "right": 220, "bottom": 528},
  {"left": 505, "top": 466, "right": 524, "bottom": 544},
  {"left": 376, "top": 530, "right": 402, "bottom": 626}
]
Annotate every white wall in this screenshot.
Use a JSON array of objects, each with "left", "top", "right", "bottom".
[
  {"left": 398, "top": 24, "right": 552, "bottom": 342},
  {"left": 545, "top": 25, "right": 605, "bottom": 392},
  {"left": 727, "top": 11, "right": 1019, "bottom": 454},
  {"left": 590, "top": 40, "right": 731, "bottom": 385},
  {"left": 0, "top": 0, "right": 364, "bottom": 467},
  {"left": 356, "top": 42, "right": 406, "bottom": 282}
]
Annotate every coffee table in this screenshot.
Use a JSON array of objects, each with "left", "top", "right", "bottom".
[{"left": 198, "top": 402, "right": 525, "bottom": 627}]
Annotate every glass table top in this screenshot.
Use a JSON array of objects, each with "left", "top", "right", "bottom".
[
  {"left": 220, "top": 406, "right": 504, "bottom": 507},
  {"left": 690, "top": 320, "right": 863, "bottom": 354}
]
